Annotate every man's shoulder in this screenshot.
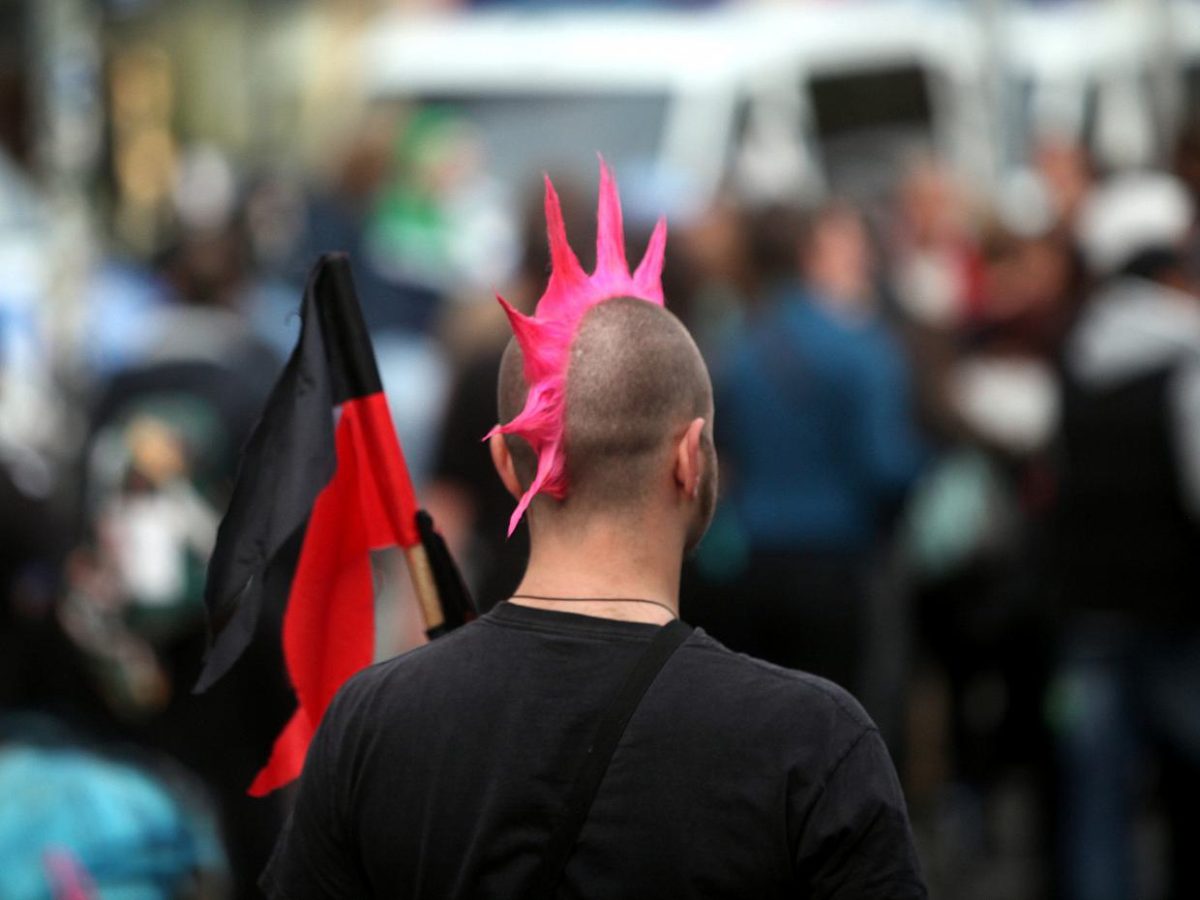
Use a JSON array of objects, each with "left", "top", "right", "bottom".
[
  {"left": 674, "top": 628, "right": 876, "bottom": 735},
  {"left": 328, "top": 618, "right": 490, "bottom": 711},
  {"left": 361, "top": 621, "right": 864, "bottom": 705},
  {"left": 328, "top": 618, "right": 878, "bottom": 758}
]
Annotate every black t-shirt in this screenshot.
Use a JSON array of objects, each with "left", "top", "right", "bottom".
[{"left": 262, "top": 603, "right": 926, "bottom": 899}]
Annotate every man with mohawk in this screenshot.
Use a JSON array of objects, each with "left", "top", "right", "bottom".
[{"left": 262, "top": 162, "right": 926, "bottom": 899}]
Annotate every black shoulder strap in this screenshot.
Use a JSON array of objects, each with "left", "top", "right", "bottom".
[{"left": 527, "top": 619, "right": 693, "bottom": 900}]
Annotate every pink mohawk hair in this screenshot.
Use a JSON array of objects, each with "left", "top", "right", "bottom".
[{"left": 486, "top": 158, "right": 668, "bottom": 536}]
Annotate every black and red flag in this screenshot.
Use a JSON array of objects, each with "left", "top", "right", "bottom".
[{"left": 196, "top": 252, "right": 472, "bottom": 795}]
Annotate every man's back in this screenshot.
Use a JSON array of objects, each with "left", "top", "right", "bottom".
[{"left": 263, "top": 603, "right": 925, "bottom": 899}]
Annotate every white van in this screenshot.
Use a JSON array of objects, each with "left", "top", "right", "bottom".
[
  {"left": 361, "top": 1, "right": 1195, "bottom": 219},
  {"left": 1003, "top": 2, "right": 1165, "bottom": 170},
  {"left": 360, "top": 3, "right": 988, "bottom": 218}
]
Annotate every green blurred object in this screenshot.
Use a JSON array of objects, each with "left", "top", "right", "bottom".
[
  {"left": 368, "top": 107, "right": 473, "bottom": 289},
  {"left": 902, "top": 450, "right": 1013, "bottom": 582}
]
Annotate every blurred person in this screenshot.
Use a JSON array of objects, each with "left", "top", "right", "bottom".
[
  {"left": 974, "top": 213, "right": 1082, "bottom": 366},
  {"left": 240, "top": 171, "right": 312, "bottom": 360},
  {"left": 889, "top": 156, "right": 986, "bottom": 331},
  {"left": 705, "top": 201, "right": 926, "bottom": 697},
  {"left": 885, "top": 155, "right": 988, "bottom": 455},
  {"left": 262, "top": 168, "right": 927, "bottom": 899},
  {"left": 897, "top": 190, "right": 1083, "bottom": 894},
  {"left": 52, "top": 164, "right": 295, "bottom": 898},
  {"left": 80, "top": 145, "right": 280, "bottom": 383},
  {"left": 1033, "top": 136, "right": 1095, "bottom": 232},
  {"left": 301, "top": 114, "right": 405, "bottom": 329},
  {"left": 1051, "top": 171, "right": 1200, "bottom": 900},
  {"left": 670, "top": 189, "right": 760, "bottom": 355}
]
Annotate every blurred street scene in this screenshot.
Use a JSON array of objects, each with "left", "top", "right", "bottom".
[{"left": 3, "top": 0, "right": 1200, "bottom": 896}]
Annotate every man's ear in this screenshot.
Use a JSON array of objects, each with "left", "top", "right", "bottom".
[
  {"left": 490, "top": 432, "right": 524, "bottom": 501},
  {"left": 673, "top": 417, "right": 707, "bottom": 501}
]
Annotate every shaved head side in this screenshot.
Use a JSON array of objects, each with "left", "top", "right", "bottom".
[{"left": 498, "top": 296, "right": 713, "bottom": 519}]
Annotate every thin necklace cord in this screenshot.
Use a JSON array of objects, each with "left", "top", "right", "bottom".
[{"left": 510, "top": 593, "right": 678, "bottom": 620}]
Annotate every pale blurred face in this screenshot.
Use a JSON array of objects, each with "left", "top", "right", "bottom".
[
  {"left": 1035, "top": 139, "right": 1092, "bottom": 225},
  {"left": 804, "top": 208, "right": 875, "bottom": 313},
  {"left": 900, "top": 162, "right": 967, "bottom": 246}
]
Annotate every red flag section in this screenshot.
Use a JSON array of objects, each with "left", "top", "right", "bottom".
[{"left": 249, "top": 393, "right": 420, "bottom": 796}]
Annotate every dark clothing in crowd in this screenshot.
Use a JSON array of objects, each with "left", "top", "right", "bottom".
[
  {"left": 702, "top": 284, "right": 923, "bottom": 694},
  {"left": 1052, "top": 275, "right": 1200, "bottom": 900},
  {"left": 1058, "top": 328, "right": 1200, "bottom": 623},
  {"left": 689, "top": 550, "right": 868, "bottom": 696},
  {"left": 1052, "top": 619, "right": 1200, "bottom": 900},
  {"left": 432, "top": 346, "right": 530, "bottom": 612},
  {"left": 263, "top": 602, "right": 926, "bottom": 899}
]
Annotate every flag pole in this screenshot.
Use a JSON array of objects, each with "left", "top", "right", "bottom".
[{"left": 403, "top": 543, "right": 445, "bottom": 633}]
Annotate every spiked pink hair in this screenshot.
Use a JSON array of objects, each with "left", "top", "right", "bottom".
[{"left": 487, "top": 159, "right": 667, "bottom": 536}]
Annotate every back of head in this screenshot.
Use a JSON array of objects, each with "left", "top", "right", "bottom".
[
  {"left": 489, "top": 160, "right": 719, "bottom": 540},
  {"left": 498, "top": 296, "right": 712, "bottom": 522}
]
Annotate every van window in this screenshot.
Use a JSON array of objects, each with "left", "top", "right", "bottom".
[
  {"left": 807, "top": 62, "right": 936, "bottom": 197},
  {"left": 809, "top": 63, "right": 933, "bottom": 138}
]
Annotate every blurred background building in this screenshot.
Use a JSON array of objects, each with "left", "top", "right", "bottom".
[{"left": 3, "top": 0, "right": 1200, "bottom": 897}]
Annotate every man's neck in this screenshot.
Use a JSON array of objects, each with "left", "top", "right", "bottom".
[{"left": 509, "top": 514, "right": 682, "bottom": 625}]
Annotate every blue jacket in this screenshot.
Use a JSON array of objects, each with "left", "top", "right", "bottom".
[{"left": 715, "top": 284, "right": 925, "bottom": 552}]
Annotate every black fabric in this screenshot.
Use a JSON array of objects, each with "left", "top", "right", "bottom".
[
  {"left": 1056, "top": 363, "right": 1200, "bottom": 624},
  {"left": 417, "top": 510, "right": 475, "bottom": 638},
  {"left": 529, "top": 619, "right": 692, "bottom": 899},
  {"left": 194, "top": 258, "right": 340, "bottom": 692},
  {"left": 319, "top": 254, "right": 384, "bottom": 403},
  {"left": 261, "top": 603, "right": 926, "bottom": 899}
]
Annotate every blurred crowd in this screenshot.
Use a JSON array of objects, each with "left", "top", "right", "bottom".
[{"left": 4, "top": 97, "right": 1200, "bottom": 898}]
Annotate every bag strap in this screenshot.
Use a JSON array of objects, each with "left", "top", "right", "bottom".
[{"left": 527, "top": 618, "right": 693, "bottom": 900}]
